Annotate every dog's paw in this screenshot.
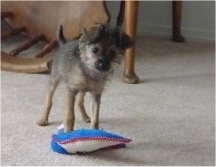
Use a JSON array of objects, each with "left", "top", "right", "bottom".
[{"left": 37, "top": 119, "right": 49, "bottom": 126}]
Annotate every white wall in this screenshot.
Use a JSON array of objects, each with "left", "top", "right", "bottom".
[{"left": 106, "top": 1, "right": 215, "bottom": 41}]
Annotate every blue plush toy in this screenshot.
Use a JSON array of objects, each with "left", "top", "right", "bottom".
[{"left": 51, "top": 127, "right": 132, "bottom": 154}]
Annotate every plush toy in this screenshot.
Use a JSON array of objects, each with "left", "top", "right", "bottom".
[{"left": 51, "top": 127, "right": 132, "bottom": 154}]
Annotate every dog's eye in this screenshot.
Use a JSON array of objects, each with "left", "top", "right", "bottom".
[{"left": 92, "top": 47, "right": 99, "bottom": 54}]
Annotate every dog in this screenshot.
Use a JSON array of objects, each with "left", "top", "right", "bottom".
[{"left": 37, "top": 23, "right": 132, "bottom": 132}]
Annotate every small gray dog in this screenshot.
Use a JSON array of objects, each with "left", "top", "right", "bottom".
[{"left": 37, "top": 23, "right": 132, "bottom": 132}]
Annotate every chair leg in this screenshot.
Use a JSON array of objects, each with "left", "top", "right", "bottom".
[
  {"left": 10, "top": 34, "right": 45, "bottom": 56},
  {"left": 172, "top": 0, "right": 185, "bottom": 42},
  {"left": 35, "top": 40, "right": 57, "bottom": 58},
  {"left": 123, "top": 0, "right": 139, "bottom": 84}
]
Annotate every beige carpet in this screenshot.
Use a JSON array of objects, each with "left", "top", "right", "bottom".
[{"left": 1, "top": 36, "right": 215, "bottom": 166}]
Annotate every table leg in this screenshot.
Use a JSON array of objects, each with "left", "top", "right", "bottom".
[
  {"left": 123, "top": 0, "right": 139, "bottom": 84},
  {"left": 172, "top": 0, "right": 185, "bottom": 42}
]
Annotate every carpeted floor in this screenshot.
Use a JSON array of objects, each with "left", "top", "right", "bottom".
[{"left": 1, "top": 36, "right": 215, "bottom": 166}]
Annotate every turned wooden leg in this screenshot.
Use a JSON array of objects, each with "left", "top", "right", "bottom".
[
  {"left": 172, "top": 1, "right": 185, "bottom": 42},
  {"left": 123, "top": 1, "right": 139, "bottom": 84},
  {"left": 10, "top": 34, "right": 45, "bottom": 56},
  {"left": 35, "top": 40, "right": 57, "bottom": 58}
]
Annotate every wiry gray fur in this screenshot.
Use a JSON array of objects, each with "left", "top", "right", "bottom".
[{"left": 52, "top": 23, "right": 131, "bottom": 92}]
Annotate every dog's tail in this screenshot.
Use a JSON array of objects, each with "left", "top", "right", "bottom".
[{"left": 57, "top": 25, "right": 66, "bottom": 46}]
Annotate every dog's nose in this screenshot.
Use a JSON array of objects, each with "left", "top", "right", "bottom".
[{"left": 95, "top": 59, "right": 110, "bottom": 72}]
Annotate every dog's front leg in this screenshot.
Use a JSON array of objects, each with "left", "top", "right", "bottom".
[
  {"left": 64, "top": 89, "right": 77, "bottom": 132},
  {"left": 77, "top": 92, "right": 90, "bottom": 123},
  {"left": 37, "top": 77, "right": 60, "bottom": 126},
  {"left": 90, "top": 93, "right": 101, "bottom": 129}
]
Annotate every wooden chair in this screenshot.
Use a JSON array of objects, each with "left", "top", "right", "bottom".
[{"left": 1, "top": 1, "right": 109, "bottom": 73}]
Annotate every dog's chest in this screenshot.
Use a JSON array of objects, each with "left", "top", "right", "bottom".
[{"left": 66, "top": 65, "right": 104, "bottom": 93}]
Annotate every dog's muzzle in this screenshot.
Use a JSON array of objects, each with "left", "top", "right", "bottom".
[{"left": 95, "top": 59, "right": 110, "bottom": 72}]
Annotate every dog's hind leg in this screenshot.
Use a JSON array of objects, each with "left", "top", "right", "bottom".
[
  {"left": 37, "top": 76, "right": 60, "bottom": 126},
  {"left": 76, "top": 92, "right": 90, "bottom": 123}
]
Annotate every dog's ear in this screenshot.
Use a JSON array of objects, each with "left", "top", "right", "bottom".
[
  {"left": 89, "top": 24, "right": 106, "bottom": 43},
  {"left": 57, "top": 25, "right": 66, "bottom": 46},
  {"left": 80, "top": 27, "right": 90, "bottom": 43},
  {"left": 93, "top": 24, "right": 106, "bottom": 41},
  {"left": 80, "top": 24, "right": 106, "bottom": 43},
  {"left": 115, "top": 28, "right": 133, "bottom": 50}
]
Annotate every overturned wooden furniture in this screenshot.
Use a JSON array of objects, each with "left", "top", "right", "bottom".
[{"left": 1, "top": 1, "right": 109, "bottom": 73}]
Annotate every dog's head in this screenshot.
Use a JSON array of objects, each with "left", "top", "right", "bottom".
[
  {"left": 78, "top": 24, "right": 132, "bottom": 73},
  {"left": 57, "top": 24, "right": 132, "bottom": 74}
]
